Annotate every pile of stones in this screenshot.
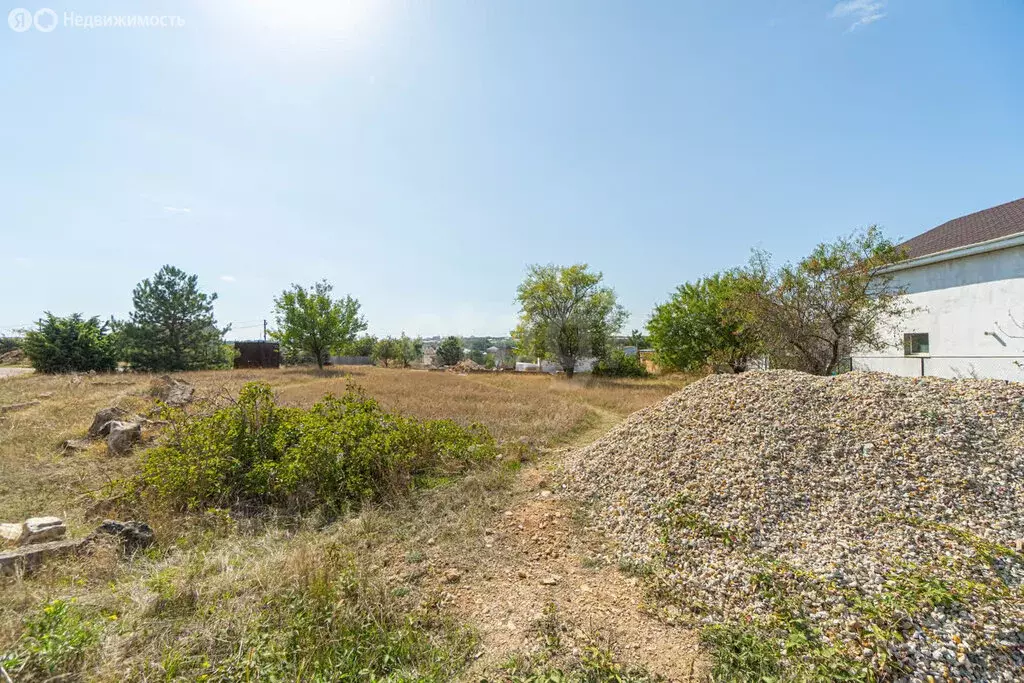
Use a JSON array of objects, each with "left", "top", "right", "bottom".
[{"left": 566, "top": 370, "right": 1024, "bottom": 681}]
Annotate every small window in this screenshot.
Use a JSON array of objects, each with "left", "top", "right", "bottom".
[{"left": 904, "top": 333, "right": 929, "bottom": 356}]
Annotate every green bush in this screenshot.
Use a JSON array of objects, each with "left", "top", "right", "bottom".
[
  {"left": 592, "top": 349, "right": 650, "bottom": 378},
  {"left": 0, "top": 336, "right": 21, "bottom": 355},
  {"left": 21, "top": 313, "right": 118, "bottom": 373},
  {"left": 140, "top": 382, "right": 498, "bottom": 512}
]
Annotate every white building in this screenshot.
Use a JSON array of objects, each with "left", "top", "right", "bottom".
[{"left": 854, "top": 197, "right": 1024, "bottom": 380}]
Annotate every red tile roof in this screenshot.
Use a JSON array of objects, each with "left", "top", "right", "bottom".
[{"left": 900, "top": 197, "right": 1024, "bottom": 259}]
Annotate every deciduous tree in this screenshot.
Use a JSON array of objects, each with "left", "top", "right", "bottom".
[
  {"left": 373, "top": 336, "right": 398, "bottom": 367},
  {"left": 272, "top": 280, "right": 366, "bottom": 371},
  {"left": 647, "top": 271, "right": 760, "bottom": 373},
  {"left": 513, "top": 264, "right": 626, "bottom": 378},
  {"left": 739, "top": 226, "right": 908, "bottom": 375},
  {"left": 343, "top": 334, "right": 378, "bottom": 357},
  {"left": 396, "top": 333, "right": 423, "bottom": 368}
]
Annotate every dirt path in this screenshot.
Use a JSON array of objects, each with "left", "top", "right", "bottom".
[
  {"left": 0, "top": 368, "right": 33, "bottom": 380},
  {"left": 434, "top": 402, "right": 706, "bottom": 681}
]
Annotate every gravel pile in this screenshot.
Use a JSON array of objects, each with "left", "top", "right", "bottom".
[{"left": 566, "top": 370, "right": 1024, "bottom": 681}]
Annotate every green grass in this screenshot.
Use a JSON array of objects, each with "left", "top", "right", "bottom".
[
  {"left": 697, "top": 553, "right": 1013, "bottom": 682},
  {"left": 1, "top": 599, "right": 102, "bottom": 680},
  {"left": 200, "top": 563, "right": 477, "bottom": 681},
  {"left": 501, "top": 604, "right": 660, "bottom": 683},
  {"left": 700, "top": 623, "right": 781, "bottom": 683},
  {"left": 617, "top": 558, "right": 654, "bottom": 578}
]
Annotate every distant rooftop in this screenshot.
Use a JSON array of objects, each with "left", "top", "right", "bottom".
[{"left": 900, "top": 196, "right": 1024, "bottom": 259}]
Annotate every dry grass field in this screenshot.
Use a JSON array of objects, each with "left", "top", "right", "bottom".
[
  {"left": 0, "top": 366, "right": 695, "bottom": 681},
  {"left": 0, "top": 367, "right": 685, "bottom": 525}
]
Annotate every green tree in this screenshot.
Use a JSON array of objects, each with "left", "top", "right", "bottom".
[
  {"left": 272, "top": 280, "right": 367, "bottom": 371},
  {"left": 396, "top": 333, "right": 423, "bottom": 368},
  {"left": 593, "top": 348, "right": 650, "bottom": 378},
  {"left": 121, "top": 266, "right": 228, "bottom": 371},
  {"left": 740, "top": 226, "right": 909, "bottom": 375},
  {"left": 342, "top": 334, "right": 378, "bottom": 357},
  {"left": 626, "top": 329, "right": 647, "bottom": 349},
  {"left": 435, "top": 336, "right": 463, "bottom": 366},
  {"left": 22, "top": 313, "right": 118, "bottom": 373},
  {"left": 647, "top": 271, "right": 761, "bottom": 374},
  {"left": 513, "top": 264, "right": 627, "bottom": 378},
  {"left": 373, "top": 337, "right": 399, "bottom": 367}
]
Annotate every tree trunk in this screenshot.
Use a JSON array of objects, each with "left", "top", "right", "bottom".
[{"left": 565, "top": 366, "right": 575, "bottom": 379}]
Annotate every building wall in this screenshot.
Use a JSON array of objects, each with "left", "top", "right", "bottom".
[
  {"left": 854, "top": 244, "right": 1024, "bottom": 380},
  {"left": 515, "top": 357, "right": 597, "bottom": 374},
  {"left": 328, "top": 355, "right": 373, "bottom": 366}
]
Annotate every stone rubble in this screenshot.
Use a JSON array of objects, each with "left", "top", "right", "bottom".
[
  {"left": 93, "top": 520, "right": 155, "bottom": 551},
  {"left": 0, "top": 400, "right": 41, "bottom": 414},
  {"left": 565, "top": 370, "right": 1024, "bottom": 681},
  {"left": 106, "top": 420, "right": 142, "bottom": 456},
  {"left": 0, "top": 517, "right": 67, "bottom": 546},
  {"left": 150, "top": 375, "right": 195, "bottom": 407},
  {"left": 0, "top": 519, "right": 156, "bottom": 576},
  {"left": 88, "top": 406, "right": 127, "bottom": 437}
]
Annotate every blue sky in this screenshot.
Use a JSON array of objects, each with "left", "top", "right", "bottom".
[{"left": 1, "top": 1, "right": 1022, "bottom": 339}]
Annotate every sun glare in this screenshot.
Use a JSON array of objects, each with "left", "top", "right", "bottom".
[{"left": 205, "top": 0, "right": 389, "bottom": 53}]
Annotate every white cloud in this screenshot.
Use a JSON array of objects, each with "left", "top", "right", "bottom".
[
  {"left": 162, "top": 206, "right": 192, "bottom": 214},
  {"left": 220, "top": 275, "right": 236, "bottom": 282},
  {"left": 830, "top": 0, "right": 887, "bottom": 30}
]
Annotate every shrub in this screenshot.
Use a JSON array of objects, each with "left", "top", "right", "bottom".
[
  {"left": 21, "top": 313, "right": 118, "bottom": 373},
  {"left": 592, "top": 349, "right": 650, "bottom": 378},
  {"left": 139, "top": 382, "right": 498, "bottom": 512}
]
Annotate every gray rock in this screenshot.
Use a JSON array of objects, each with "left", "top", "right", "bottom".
[
  {"left": 22, "top": 517, "right": 66, "bottom": 544},
  {"left": 0, "top": 399, "right": 41, "bottom": 414},
  {"left": 88, "top": 407, "right": 126, "bottom": 437},
  {"left": 0, "top": 538, "right": 87, "bottom": 576},
  {"left": 93, "top": 520, "right": 155, "bottom": 551},
  {"left": 152, "top": 375, "right": 194, "bottom": 407},
  {"left": 61, "top": 438, "right": 92, "bottom": 454},
  {"left": 106, "top": 421, "right": 142, "bottom": 456},
  {"left": 0, "top": 523, "right": 23, "bottom": 544}
]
